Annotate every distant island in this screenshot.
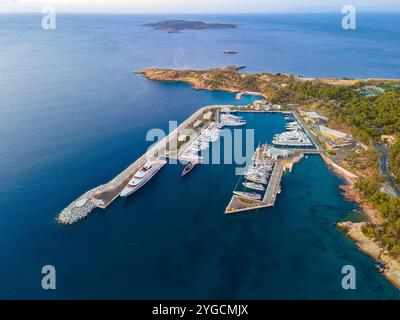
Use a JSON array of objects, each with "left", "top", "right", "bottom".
[{"left": 143, "top": 20, "right": 238, "bottom": 33}]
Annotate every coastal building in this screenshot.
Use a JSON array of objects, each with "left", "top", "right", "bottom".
[
  {"left": 357, "top": 86, "right": 385, "bottom": 97},
  {"left": 203, "top": 111, "right": 213, "bottom": 121},
  {"left": 324, "top": 140, "right": 352, "bottom": 151},
  {"left": 262, "top": 146, "right": 292, "bottom": 160},
  {"left": 193, "top": 120, "right": 203, "bottom": 128},
  {"left": 319, "top": 125, "right": 351, "bottom": 142},
  {"left": 381, "top": 134, "right": 397, "bottom": 145},
  {"left": 301, "top": 110, "right": 329, "bottom": 124},
  {"left": 178, "top": 134, "right": 189, "bottom": 142}
]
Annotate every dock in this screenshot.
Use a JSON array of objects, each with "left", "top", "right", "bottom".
[
  {"left": 263, "top": 162, "right": 283, "bottom": 204},
  {"left": 56, "top": 105, "right": 224, "bottom": 225},
  {"left": 225, "top": 112, "right": 320, "bottom": 215},
  {"left": 235, "top": 91, "right": 267, "bottom": 101},
  {"left": 225, "top": 155, "right": 287, "bottom": 214},
  {"left": 224, "top": 147, "right": 316, "bottom": 215},
  {"left": 56, "top": 106, "right": 325, "bottom": 224}
]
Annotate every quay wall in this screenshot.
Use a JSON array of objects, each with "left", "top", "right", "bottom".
[{"left": 56, "top": 105, "right": 222, "bottom": 225}]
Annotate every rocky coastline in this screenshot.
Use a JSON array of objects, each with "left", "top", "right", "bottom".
[
  {"left": 140, "top": 66, "right": 400, "bottom": 289},
  {"left": 338, "top": 221, "right": 400, "bottom": 289},
  {"left": 141, "top": 66, "right": 247, "bottom": 93},
  {"left": 321, "top": 155, "right": 400, "bottom": 289}
]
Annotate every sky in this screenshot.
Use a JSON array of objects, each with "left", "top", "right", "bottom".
[{"left": 1, "top": 0, "right": 399, "bottom": 13}]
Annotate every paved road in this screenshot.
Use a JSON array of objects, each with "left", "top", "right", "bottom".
[{"left": 375, "top": 143, "right": 400, "bottom": 198}]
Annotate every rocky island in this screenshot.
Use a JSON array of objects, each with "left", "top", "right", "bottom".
[{"left": 143, "top": 20, "right": 237, "bottom": 33}]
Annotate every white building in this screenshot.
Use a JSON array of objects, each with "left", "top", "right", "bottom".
[
  {"left": 178, "top": 134, "right": 188, "bottom": 142},
  {"left": 305, "top": 111, "right": 329, "bottom": 124},
  {"left": 263, "top": 147, "right": 292, "bottom": 160},
  {"left": 319, "top": 125, "right": 350, "bottom": 141},
  {"left": 193, "top": 120, "right": 203, "bottom": 128},
  {"left": 203, "top": 111, "right": 213, "bottom": 121}
]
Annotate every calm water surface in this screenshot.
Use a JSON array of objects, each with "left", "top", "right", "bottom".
[{"left": 0, "top": 13, "right": 399, "bottom": 299}]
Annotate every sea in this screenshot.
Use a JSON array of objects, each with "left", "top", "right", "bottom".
[{"left": 0, "top": 12, "right": 400, "bottom": 299}]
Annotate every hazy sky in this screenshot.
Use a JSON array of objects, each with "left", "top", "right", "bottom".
[{"left": 1, "top": 0, "right": 399, "bottom": 13}]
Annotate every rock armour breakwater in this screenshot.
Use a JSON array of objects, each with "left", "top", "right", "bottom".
[{"left": 56, "top": 105, "right": 223, "bottom": 225}]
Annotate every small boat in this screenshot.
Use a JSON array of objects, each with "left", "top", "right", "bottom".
[
  {"left": 233, "top": 191, "right": 262, "bottom": 201},
  {"left": 181, "top": 162, "right": 196, "bottom": 177},
  {"left": 223, "top": 49, "right": 238, "bottom": 54},
  {"left": 243, "top": 182, "right": 265, "bottom": 191}
]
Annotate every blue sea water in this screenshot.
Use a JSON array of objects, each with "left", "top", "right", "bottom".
[{"left": 0, "top": 13, "right": 400, "bottom": 299}]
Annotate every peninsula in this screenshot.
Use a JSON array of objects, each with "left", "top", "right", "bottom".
[
  {"left": 143, "top": 20, "right": 237, "bottom": 33},
  {"left": 140, "top": 66, "right": 400, "bottom": 288}
]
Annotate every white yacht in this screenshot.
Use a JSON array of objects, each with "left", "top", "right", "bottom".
[
  {"left": 285, "top": 121, "right": 302, "bottom": 131},
  {"left": 220, "top": 113, "right": 246, "bottom": 127},
  {"left": 273, "top": 130, "right": 313, "bottom": 146},
  {"left": 120, "top": 159, "right": 167, "bottom": 197},
  {"left": 233, "top": 191, "right": 262, "bottom": 201},
  {"left": 246, "top": 175, "right": 268, "bottom": 185},
  {"left": 243, "top": 182, "right": 265, "bottom": 191},
  {"left": 198, "top": 128, "right": 221, "bottom": 142},
  {"left": 190, "top": 140, "right": 209, "bottom": 151},
  {"left": 181, "top": 152, "right": 204, "bottom": 164},
  {"left": 188, "top": 146, "right": 201, "bottom": 153}
]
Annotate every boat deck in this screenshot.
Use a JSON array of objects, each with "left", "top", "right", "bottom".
[
  {"left": 225, "top": 161, "right": 284, "bottom": 214},
  {"left": 225, "top": 147, "right": 318, "bottom": 215}
]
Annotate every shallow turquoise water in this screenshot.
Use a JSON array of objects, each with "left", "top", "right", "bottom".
[{"left": 0, "top": 13, "right": 399, "bottom": 299}]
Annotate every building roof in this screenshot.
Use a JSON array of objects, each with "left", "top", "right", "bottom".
[
  {"left": 264, "top": 147, "right": 292, "bottom": 159},
  {"left": 178, "top": 134, "right": 188, "bottom": 142},
  {"left": 203, "top": 111, "right": 212, "bottom": 120},
  {"left": 306, "top": 111, "right": 329, "bottom": 121},
  {"left": 319, "top": 125, "right": 348, "bottom": 139},
  {"left": 193, "top": 120, "right": 203, "bottom": 127},
  {"left": 220, "top": 107, "right": 231, "bottom": 113}
]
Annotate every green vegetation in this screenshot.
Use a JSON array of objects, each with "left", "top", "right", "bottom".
[
  {"left": 357, "top": 178, "right": 400, "bottom": 258},
  {"left": 342, "top": 148, "right": 381, "bottom": 178},
  {"left": 389, "top": 139, "right": 400, "bottom": 185},
  {"left": 265, "top": 81, "right": 400, "bottom": 144},
  {"left": 145, "top": 67, "right": 400, "bottom": 256},
  {"left": 177, "top": 136, "right": 190, "bottom": 150},
  {"left": 197, "top": 68, "right": 400, "bottom": 145}
]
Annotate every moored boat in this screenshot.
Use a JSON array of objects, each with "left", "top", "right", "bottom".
[
  {"left": 242, "top": 182, "right": 265, "bottom": 191},
  {"left": 181, "top": 162, "right": 197, "bottom": 177},
  {"left": 120, "top": 159, "right": 167, "bottom": 197},
  {"left": 233, "top": 191, "right": 262, "bottom": 201}
]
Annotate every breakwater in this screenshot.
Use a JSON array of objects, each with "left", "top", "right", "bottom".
[{"left": 56, "top": 105, "right": 224, "bottom": 225}]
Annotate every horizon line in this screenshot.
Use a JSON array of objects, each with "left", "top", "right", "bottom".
[{"left": 1, "top": 9, "right": 400, "bottom": 15}]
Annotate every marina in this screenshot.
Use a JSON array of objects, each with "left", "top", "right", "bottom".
[
  {"left": 4, "top": 12, "right": 400, "bottom": 300},
  {"left": 57, "top": 105, "right": 220, "bottom": 224},
  {"left": 56, "top": 104, "right": 248, "bottom": 225},
  {"left": 225, "top": 145, "right": 319, "bottom": 214},
  {"left": 225, "top": 110, "right": 320, "bottom": 215},
  {"left": 56, "top": 101, "right": 322, "bottom": 224}
]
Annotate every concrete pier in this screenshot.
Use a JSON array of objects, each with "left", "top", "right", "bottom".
[
  {"left": 56, "top": 105, "right": 223, "bottom": 225},
  {"left": 263, "top": 163, "right": 284, "bottom": 204}
]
